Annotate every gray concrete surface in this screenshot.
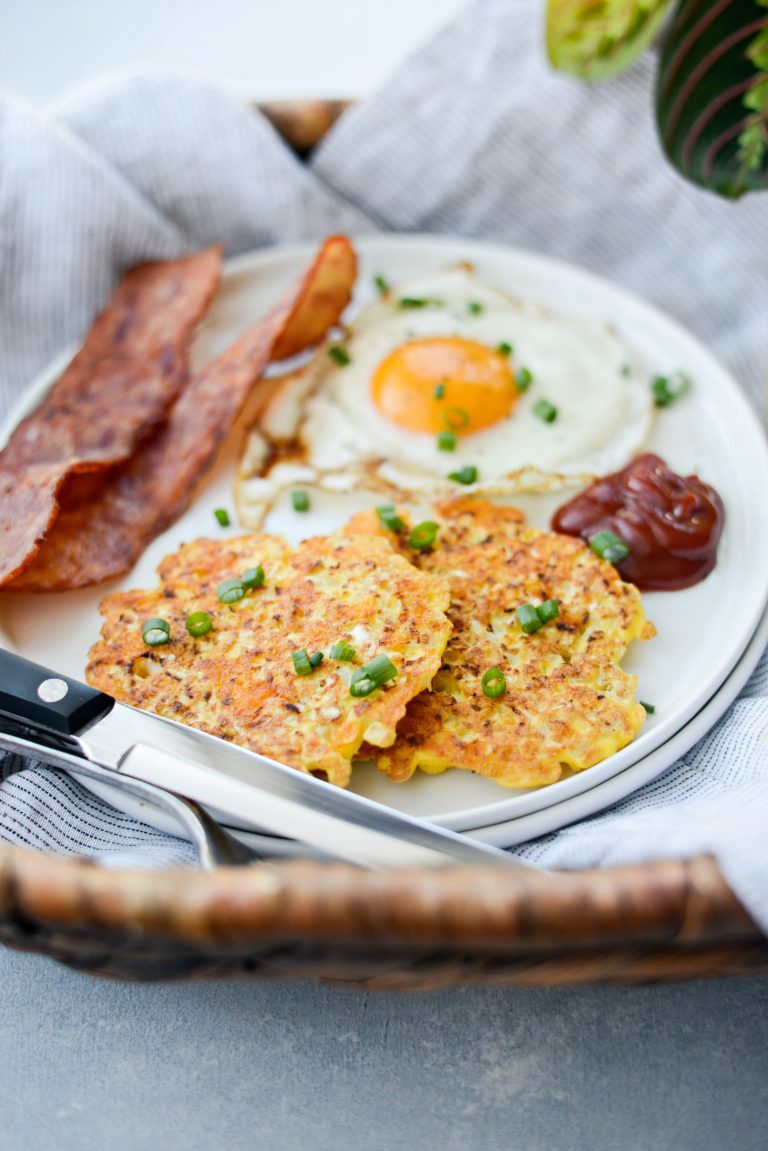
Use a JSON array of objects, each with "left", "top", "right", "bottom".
[{"left": 1, "top": 948, "right": 766, "bottom": 1151}]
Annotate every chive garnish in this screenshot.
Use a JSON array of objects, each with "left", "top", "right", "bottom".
[
  {"left": 328, "top": 345, "right": 351, "bottom": 366},
  {"left": 292, "top": 489, "right": 310, "bottom": 513},
  {"left": 217, "top": 578, "right": 246, "bottom": 604},
  {"left": 651, "top": 372, "right": 690, "bottom": 408},
  {"left": 516, "top": 604, "right": 543, "bottom": 635},
  {"left": 330, "top": 641, "right": 356, "bottom": 661},
  {"left": 467, "top": 301, "right": 484, "bottom": 315},
  {"left": 185, "top": 611, "right": 212, "bottom": 637},
  {"left": 309, "top": 651, "right": 324, "bottom": 669},
  {"left": 497, "top": 341, "right": 513, "bottom": 357},
  {"left": 621, "top": 363, "right": 631, "bottom": 377},
  {"left": 436, "top": 430, "right": 457, "bottom": 451},
  {"left": 516, "top": 367, "right": 533, "bottom": 391},
  {"left": 408, "top": 521, "right": 439, "bottom": 550},
  {"left": 142, "top": 617, "right": 170, "bottom": 646},
  {"left": 375, "top": 504, "right": 404, "bottom": 532},
  {"left": 533, "top": 398, "right": 558, "bottom": 423},
  {"left": 291, "top": 648, "right": 314, "bottom": 676},
  {"left": 349, "top": 654, "right": 398, "bottom": 698},
  {"left": 641, "top": 701, "right": 656, "bottom": 714},
  {"left": 536, "top": 599, "right": 560, "bottom": 624},
  {"left": 448, "top": 465, "right": 478, "bottom": 485},
  {"left": 242, "top": 565, "right": 265, "bottom": 589},
  {"left": 482, "top": 667, "right": 506, "bottom": 699},
  {"left": 589, "top": 530, "right": 630, "bottom": 565},
  {"left": 443, "top": 406, "right": 470, "bottom": 431},
  {"left": 214, "top": 508, "right": 230, "bottom": 527},
  {"left": 433, "top": 383, "right": 446, "bottom": 400},
  {"left": 397, "top": 297, "right": 442, "bottom": 309},
  {"left": 374, "top": 274, "right": 389, "bottom": 297},
  {"left": 515, "top": 601, "right": 559, "bottom": 635}
]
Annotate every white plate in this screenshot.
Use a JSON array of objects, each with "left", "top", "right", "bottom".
[
  {"left": 1, "top": 235, "right": 767, "bottom": 837},
  {"left": 130, "top": 597, "right": 768, "bottom": 858}
]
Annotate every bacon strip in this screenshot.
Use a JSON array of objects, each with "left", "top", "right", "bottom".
[
  {"left": 0, "top": 248, "right": 222, "bottom": 584},
  {"left": 8, "top": 235, "right": 357, "bottom": 592}
]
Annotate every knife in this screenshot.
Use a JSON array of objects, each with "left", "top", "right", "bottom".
[{"left": 0, "top": 648, "right": 529, "bottom": 870}]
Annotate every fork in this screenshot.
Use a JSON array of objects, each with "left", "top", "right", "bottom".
[{"left": 0, "top": 735, "right": 263, "bottom": 868}]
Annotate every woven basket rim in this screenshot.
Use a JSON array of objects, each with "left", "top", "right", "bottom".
[{"left": 0, "top": 842, "right": 759, "bottom": 950}]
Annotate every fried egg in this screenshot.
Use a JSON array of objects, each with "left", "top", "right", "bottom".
[{"left": 236, "top": 266, "right": 654, "bottom": 525}]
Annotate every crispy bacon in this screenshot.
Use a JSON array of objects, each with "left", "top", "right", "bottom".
[
  {"left": 8, "top": 235, "right": 357, "bottom": 591},
  {"left": 0, "top": 248, "right": 222, "bottom": 585}
]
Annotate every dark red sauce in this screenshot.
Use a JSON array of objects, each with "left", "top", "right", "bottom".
[{"left": 551, "top": 453, "right": 725, "bottom": 591}]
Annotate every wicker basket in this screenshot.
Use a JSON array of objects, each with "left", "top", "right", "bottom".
[{"left": 1, "top": 101, "right": 765, "bottom": 986}]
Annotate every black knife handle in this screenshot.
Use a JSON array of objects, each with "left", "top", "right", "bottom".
[{"left": 0, "top": 648, "right": 114, "bottom": 736}]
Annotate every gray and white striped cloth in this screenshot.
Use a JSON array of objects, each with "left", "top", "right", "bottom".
[{"left": 2, "top": 0, "right": 768, "bottom": 927}]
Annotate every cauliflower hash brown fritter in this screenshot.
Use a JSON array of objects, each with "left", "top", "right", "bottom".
[
  {"left": 347, "top": 498, "right": 655, "bottom": 788},
  {"left": 86, "top": 529, "right": 452, "bottom": 787}
]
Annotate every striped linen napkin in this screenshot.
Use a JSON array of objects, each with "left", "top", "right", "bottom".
[{"left": 1, "top": 0, "right": 768, "bottom": 928}]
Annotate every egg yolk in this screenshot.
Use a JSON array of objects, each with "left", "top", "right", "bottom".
[{"left": 371, "top": 337, "right": 516, "bottom": 434}]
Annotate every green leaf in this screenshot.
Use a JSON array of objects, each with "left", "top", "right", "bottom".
[
  {"left": 547, "top": 0, "right": 675, "bottom": 80},
  {"left": 656, "top": 0, "right": 768, "bottom": 198}
]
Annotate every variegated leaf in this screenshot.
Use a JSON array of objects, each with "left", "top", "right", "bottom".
[
  {"left": 547, "top": 0, "right": 675, "bottom": 79},
  {"left": 656, "top": 0, "right": 768, "bottom": 196}
]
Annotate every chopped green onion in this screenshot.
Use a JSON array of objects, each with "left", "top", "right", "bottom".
[
  {"left": 349, "top": 676, "right": 377, "bottom": 698},
  {"left": 375, "top": 504, "right": 404, "bottom": 532},
  {"left": 374, "top": 274, "right": 389, "bottom": 297},
  {"left": 291, "top": 489, "right": 310, "bottom": 513},
  {"left": 651, "top": 372, "right": 691, "bottom": 408},
  {"left": 516, "top": 604, "right": 543, "bottom": 635},
  {"left": 515, "top": 600, "right": 560, "bottom": 635},
  {"left": 291, "top": 648, "right": 314, "bottom": 676},
  {"left": 436, "top": 430, "right": 457, "bottom": 451},
  {"left": 533, "top": 398, "right": 558, "bottom": 423},
  {"left": 309, "top": 651, "right": 324, "bottom": 669},
  {"left": 589, "top": 530, "right": 630, "bottom": 565},
  {"left": 408, "top": 521, "right": 439, "bottom": 550},
  {"left": 242, "top": 565, "right": 265, "bottom": 589},
  {"left": 497, "top": 341, "right": 513, "bottom": 357},
  {"left": 516, "top": 367, "right": 533, "bottom": 392},
  {"left": 328, "top": 345, "right": 351, "bottom": 367},
  {"left": 185, "top": 611, "right": 212, "bottom": 637},
  {"left": 621, "top": 363, "right": 631, "bottom": 377},
  {"left": 448, "top": 465, "right": 478, "bottom": 485},
  {"left": 143, "top": 616, "right": 170, "bottom": 636},
  {"left": 217, "top": 578, "right": 246, "bottom": 604},
  {"left": 398, "top": 296, "right": 441, "bottom": 309},
  {"left": 640, "top": 700, "right": 656, "bottom": 714},
  {"left": 143, "top": 628, "right": 170, "bottom": 646},
  {"left": 481, "top": 667, "right": 506, "bottom": 699},
  {"left": 142, "top": 617, "right": 170, "bottom": 646},
  {"left": 443, "top": 406, "right": 470, "bottom": 431},
  {"left": 536, "top": 599, "right": 560, "bottom": 624},
  {"left": 213, "top": 508, "right": 230, "bottom": 527},
  {"left": 467, "top": 301, "right": 484, "bottom": 315},
  {"left": 433, "top": 383, "right": 446, "bottom": 400},
  {"left": 349, "top": 654, "right": 398, "bottom": 698},
  {"left": 330, "top": 641, "right": 356, "bottom": 661}
]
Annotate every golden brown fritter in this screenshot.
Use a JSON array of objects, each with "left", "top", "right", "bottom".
[
  {"left": 86, "top": 529, "right": 451, "bottom": 787},
  {"left": 347, "top": 497, "right": 655, "bottom": 788}
]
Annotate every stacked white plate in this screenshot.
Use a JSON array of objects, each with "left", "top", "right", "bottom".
[{"left": 2, "top": 237, "right": 767, "bottom": 857}]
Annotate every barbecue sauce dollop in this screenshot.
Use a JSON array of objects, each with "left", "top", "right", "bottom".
[{"left": 552, "top": 453, "right": 725, "bottom": 591}]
